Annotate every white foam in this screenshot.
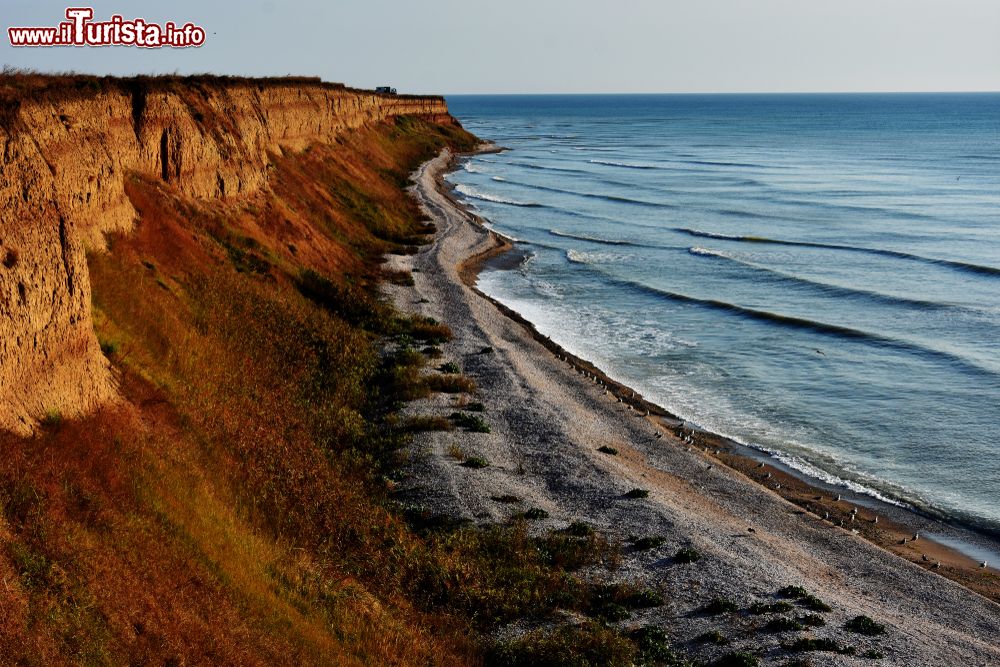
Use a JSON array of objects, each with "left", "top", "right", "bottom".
[{"left": 454, "top": 184, "right": 535, "bottom": 207}]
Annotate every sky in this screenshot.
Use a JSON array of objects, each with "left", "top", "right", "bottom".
[{"left": 1, "top": 0, "right": 998, "bottom": 95}]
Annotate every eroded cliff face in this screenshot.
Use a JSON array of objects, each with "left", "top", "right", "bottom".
[{"left": 0, "top": 81, "right": 453, "bottom": 435}]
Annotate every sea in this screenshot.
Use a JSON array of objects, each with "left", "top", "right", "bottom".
[{"left": 444, "top": 93, "right": 1000, "bottom": 538}]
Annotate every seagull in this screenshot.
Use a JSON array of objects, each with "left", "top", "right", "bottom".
[
  {"left": 757, "top": 462, "right": 765, "bottom": 468},
  {"left": 836, "top": 494, "right": 842, "bottom": 502},
  {"left": 981, "top": 561, "right": 988, "bottom": 569},
  {"left": 775, "top": 484, "right": 781, "bottom": 490},
  {"left": 922, "top": 554, "right": 929, "bottom": 562},
  {"left": 765, "top": 473, "right": 772, "bottom": 479},
  {"left": 933, "top": 561, "right": 941, "bottom": 569},
  {"left": 873, "top": 516, "right": 879, "bottom": 524},
  {"left": 912, "top": 533, "right": 919, "bottom": 541},
  {"left": 823, "top": 512, "right": 830, "bottom": 520}
]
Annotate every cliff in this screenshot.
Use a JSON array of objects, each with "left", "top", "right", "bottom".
[{"left": 0, "top": 76, "right": 453, "bottom": 435}]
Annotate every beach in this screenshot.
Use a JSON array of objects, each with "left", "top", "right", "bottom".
[{"left": 383, "top": 147, "right": 1000, "bottom": 665}]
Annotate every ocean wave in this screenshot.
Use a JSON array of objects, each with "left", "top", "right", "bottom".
[
  {"left": 454, "top": 184, "right": 542, "bottom": 208},
  {"left": 508, "top": 160, "right": 592, "bottom": 175},
  {"left": 491, "top": 176, "right": 506, "bottom": 182},
  {"left": 462, "top": 161, "right": 486, "bottom": 174},
  {"left": 679, "top": 229, "right": 1000, "bottom": 278},
  {"left": 550, "top": 229, "right": 644, "bottom": 247},
  {"left": 499, "top": 177, "right": 679, "bottom": 209},
  {"left": 566, "top": 249, "right": 588, "bottom": 264},
  {"left": 589, "top": 158, "right": 659, "bottom": 170},
  {"left": 592, "top": 275, "right": 999, "bottom": 381},
  {"left": 680, "top": 159, "right": 779, "bottom": 169},
  {"left": 686, "top": 247, "right": 956, "bottom": 311}
]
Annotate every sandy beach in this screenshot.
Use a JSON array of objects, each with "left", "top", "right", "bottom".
[{"left": 383, "top": 148, "right": 1000, "bottom": 665}]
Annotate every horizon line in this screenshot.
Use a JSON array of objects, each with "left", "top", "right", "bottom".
[{"left": 443, "top": 89, "right": 1000, "bottom": 97}]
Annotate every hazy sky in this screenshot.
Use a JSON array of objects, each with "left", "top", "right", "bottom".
[{"left": 2, "top": 0, "right": 998, "bottom": 95}]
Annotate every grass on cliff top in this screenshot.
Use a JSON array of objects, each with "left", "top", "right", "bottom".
[{"left": 0, "top": 68, "right": 445, "bottom": 131}]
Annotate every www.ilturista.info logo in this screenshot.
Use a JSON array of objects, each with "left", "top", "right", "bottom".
[{"left": 8, "top": 7, "right": 205, "bottom": 48}]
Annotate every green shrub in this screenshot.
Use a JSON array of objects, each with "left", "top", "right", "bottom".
[
  {"left": 623, "top": 488, "right": 649, "bottom": 499},
  {"left": 701, "top": 597, "right": 738, "bottom": 615},
  {"left": 438, "top": 361, "right": 461, "bottom": 374},
  {"left": 713, "top": 651, "right": 760, "bottom": 667},
  {"left": 777, "top": 585, "right": 809, "bottom": 599},
  {"left": 798, "top": 614, "right": 826, "bottom": 627},
  {"left": 764, "top": 617, "right": 803, "bottom": 633},
  {"left": 597, "top": 445, "right": 619, "bottom": 456},
  {"left": 632, "top": 536, "right": 666, "bottom": 550},
  {"left": 592, "top": 602, "right": 630, "bottom": 622},
  {"left": 462, "top": 456, "right": 489, "bottom": 469},
  {"left": 674, "top": 547, "right": 701, "bottom": 564},
  {"left": 466, "top": 401, "right": 486, "bottom": 412},
  {"left": 799, "top": 594, "right": 832, "bottom": 612},
  {"left": 449, "top": 411, "right": 490, "bottom": 432},
  {"left": 845, "top": 615, "right": 886, "bottom": 636},
  {"left": 492, "top": 494, "right": 521, "bottom": 504},
  {"left": 623, "top": 588, "right": 664, "bottom": 608},
  {"left": 565, "top": 521, "right": 594, "bottom": 537},
  {"left": 523, "top": 508, "right": 549, "bottom": 520}
]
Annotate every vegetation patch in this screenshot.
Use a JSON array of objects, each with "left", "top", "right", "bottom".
[
  {"left": 764, "top": 617, "right": 804, "bottom": 633},
  {"left": 713, "top": 651, "right": 760, "bottom": 667},
  {"left": 701, "top": 597, "right": 738, "bottom": 615},
  {"left": 631, "top": 535, "right": 666, "bottom": 551},
  {"left": 623, "top": 488, "right": 649, "bottom": 499},
  {"left": 425, "top": 374, "right": 477, "bottom": 394},
  {"left": 403, "top": 415, "right": 454, "bottom": 432},
  {"left": 597, "top": 445, "right": 619, "bottom": 455},
  {"left": 522, "top": 508, "right": 549, "bottom": 520},
  {"left": 845, "top": 615, "right": 886, "bottom": 636},
  {"left": 449, "top": 412, "right": 490, "bottom": 433},
  {"left": 674, "top": 547, "right": 702, "bottom": 564},
  {"left": 461, "top": 456, "right": 489, "bottom": 469}
]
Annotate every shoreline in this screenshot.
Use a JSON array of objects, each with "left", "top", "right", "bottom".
[
  {"left": 387, "top": 146, "right": 1000, "bottom": 664},
  {"left": 438, "top": 147, "right": 1000, "bottom": 602}
]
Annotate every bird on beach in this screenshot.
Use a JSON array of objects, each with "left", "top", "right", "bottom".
[
  {"left": 655, "top": 433, "right": 662, "bottom": 439},
  {"left": 922, "top": 554, "right": 929, "bottom": 562},
  {"left": 765, "top": 473, "right": 772, "bottom": 479},
  {"left": 912, "top": 533, "right": 919, "bottom": 541},
  {"left": 823, "top": 512, "right": 830, "bottom": 520},
  {"left": 873, "top": 516, "right": 879, "bottom": 524},
  {"left": 836, "top": 494, "right": 842, "bottom": 502},
  {"left": 775, "top": 484, "right": 781, "bottom": 490},
  {"left": 933, "top": 561, "right": 941, "bottom": 569},
  {"left": 981, "top": 561, "right": 988, "bottom": 569},
  {"left": 757, "top": 462, "right": 765, "bottom": 468}
]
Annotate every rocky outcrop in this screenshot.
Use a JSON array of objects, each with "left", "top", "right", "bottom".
[{"left": 0, "top": 79, "right": 454, "bottom": 435}]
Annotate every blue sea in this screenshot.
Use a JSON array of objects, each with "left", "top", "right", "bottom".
[{"left": 445, "top": 93, "right": 1000, "bottom": 535}]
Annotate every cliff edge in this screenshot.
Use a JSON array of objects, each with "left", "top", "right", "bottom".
[{"left": 0, "top": 76, "right": 452, "bottom": 435}]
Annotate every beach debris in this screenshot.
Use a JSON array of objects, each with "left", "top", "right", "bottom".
[
  {"left": 655, "top": 432, "right": 662, "bottom": 439},
  {"left": 706, "top": 464, "right": 713, "bottom": 470}
]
